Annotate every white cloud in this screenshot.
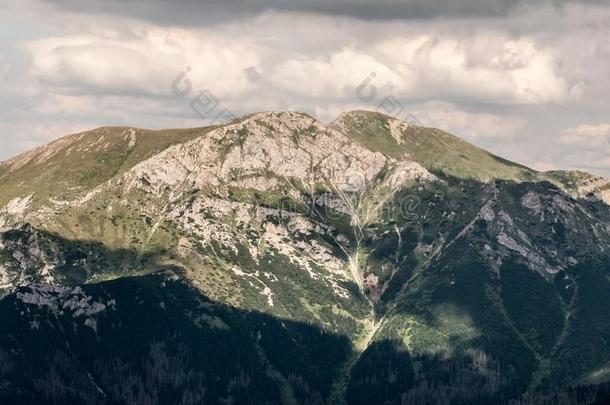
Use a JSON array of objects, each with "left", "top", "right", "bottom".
[
  {"left": 268, "top": 48, "right": 403, "bottom": 99},
  {"left": 24, "top": 22, "right": 580, "bottom": 110},
  {"left": 411, "top": 102, "right": 527, "bottom": 140},
  {"left": 376, "top": 35, "right": 578, "bottom": 105},
  {"left": 27, "top": 28, "right": 261, "bottom": 98},
  {"left": 539, "top": 123, "right": 610, "bottom": 173},
  {"left": 2, "top": 0, "right": 610, "bottom": 178},
  {"left": 559, "top": 123, "right": 610, "bottom": 148}
]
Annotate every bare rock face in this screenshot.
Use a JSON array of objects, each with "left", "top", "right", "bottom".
[{"left": 122, "top": 111, "right": 411, "bottom": 198}]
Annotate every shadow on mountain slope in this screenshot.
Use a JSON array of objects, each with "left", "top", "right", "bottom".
[
  {"left": 0, "top": 272, "right": 352, "bottom": 405},
  {"left": 2, "top": 267, "right": 610, "bottom": 405},
  {"left": 0, "top": 223, "right": 170, "bottom": 286},
  {"left": 350, "top": 175, "right": 610, "bottom": 404},
  {"left": 3, "top": 174, "right": 610, "bottom": 404}
]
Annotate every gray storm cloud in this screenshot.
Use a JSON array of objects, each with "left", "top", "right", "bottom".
[{"left": 41, "top": 0, "right": 609, "bottom": 23}]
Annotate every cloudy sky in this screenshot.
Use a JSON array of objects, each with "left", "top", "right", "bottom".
[{"left": 1, "top": 0, "right": 610, "bottom": 176}]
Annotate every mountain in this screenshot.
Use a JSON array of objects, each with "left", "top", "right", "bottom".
[{"left": 2, "top": 110, "right": 610, "bottom": 404}]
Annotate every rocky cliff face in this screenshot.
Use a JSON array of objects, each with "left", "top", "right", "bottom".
[{"left": 2, "top": 111, "right": 610, "bottom": 404}]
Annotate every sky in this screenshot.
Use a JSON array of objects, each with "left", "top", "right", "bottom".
[{"left": 1, "top": 0, "right": 610, "bottom": 176}]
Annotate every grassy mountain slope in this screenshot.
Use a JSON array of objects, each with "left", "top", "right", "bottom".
[
  {"left": 0, "top": 126, "right": 212, "bottom": 208},
  {"left": 331, "top": 110, "right": 538, "bottom": 182}
]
